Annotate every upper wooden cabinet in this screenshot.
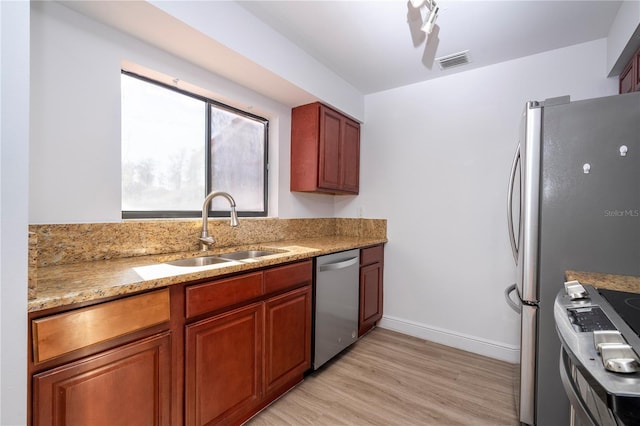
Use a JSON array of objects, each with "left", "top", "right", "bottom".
[
  {"left": 619, "top": 47, "right": 640, "bottom": 94},
  {"left": 291, "top": 102, "right": 360, "bottom": 195}
]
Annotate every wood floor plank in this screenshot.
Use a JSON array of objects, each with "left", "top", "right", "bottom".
[{"left": 247, "top": 328, "right": 519, "bottom": 426}]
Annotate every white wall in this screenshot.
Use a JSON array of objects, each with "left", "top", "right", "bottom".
[
  {"left": 336, "top": 39, "right": 618, "bottom": 362},
  {"left": 0, "top": 1, "right": 29, "bottom": 424}
]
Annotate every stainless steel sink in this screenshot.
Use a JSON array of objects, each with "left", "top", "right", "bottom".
[
  {"left": 218, "top": 250, "right": 280, "bottom": 260},
  {"left": 166, "top": 256, "right": 231, "bottom": 267},
  {"left": 165, "top": 249, "right": 282, "bottom": 267}
]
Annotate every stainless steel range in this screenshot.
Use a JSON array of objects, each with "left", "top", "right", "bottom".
[{"left": 554, "top": 281, "right": 640, "bottom": 426}]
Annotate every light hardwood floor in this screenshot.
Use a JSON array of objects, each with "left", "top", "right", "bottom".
[{"left": 248, "top": 328, "right": 519, "bottom": 426}]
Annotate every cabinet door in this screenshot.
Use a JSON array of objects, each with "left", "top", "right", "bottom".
[
  {"left": 264, "top": 285, "right": 312, "bottom": 396},
  {"left": 185, "top": 302, "right": 263, "bottom": 426},
  {"left": 341, "top": 118, "right": 360, "bottom": 193},
  {"left": 635, "top": 52, "right": 640, "bottom": 91},
  {"left": 620, "top": 60, "right": 636, "bottom": 93},
  {"left": 359, "top": 262, "right": 384, "bottom": 336},
  {"left": 291, "top": 102, "right": 360, "bottom": 194},
  {"left": 32, "top": 332, "right": 171, "bottom": 426},
  {"left": 318, "top": 106, "right": 343, "bottom": 191}
]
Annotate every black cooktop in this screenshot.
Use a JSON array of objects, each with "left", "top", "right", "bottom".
[{"left": 599, "top": 289, "right": 640, "bottom": 339}]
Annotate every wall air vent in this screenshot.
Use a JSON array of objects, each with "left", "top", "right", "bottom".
[{"left": 436, "top": 50, "right": 471, "bottom": 70}]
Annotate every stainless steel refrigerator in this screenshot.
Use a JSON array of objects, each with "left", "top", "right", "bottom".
[{"left": 504, "top": 92, "right": 640, "bottom": 426}]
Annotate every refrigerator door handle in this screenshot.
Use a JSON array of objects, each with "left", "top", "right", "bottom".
[
  {"left": 507, "top": 144, "right": 521, "bottom": 264},
  {"left": 504, "top": 283, "right": 521, "bottom": 313}
]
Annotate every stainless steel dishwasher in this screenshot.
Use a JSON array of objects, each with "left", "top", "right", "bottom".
[{"left": 313, "top": 249, "right": 360, "bottom": 370}]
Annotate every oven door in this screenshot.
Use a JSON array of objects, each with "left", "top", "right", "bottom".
[{"left": 559, "top": 345, "right": 617, "bottom": 426}]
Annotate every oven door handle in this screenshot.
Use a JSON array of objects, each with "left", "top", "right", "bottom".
[{"left": 559, "top": 347, "right": 598, "bottom": 426}]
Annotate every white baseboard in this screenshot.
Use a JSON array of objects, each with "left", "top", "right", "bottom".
[{"left": 378, "top": 315, "right": 520, "bottom": 363}]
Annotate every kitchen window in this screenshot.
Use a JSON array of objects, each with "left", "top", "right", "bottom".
[{"left": 121, "top": 71, "right": 268, "bottom": 219}]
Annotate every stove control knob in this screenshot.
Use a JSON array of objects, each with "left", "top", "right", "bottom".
[
  {"left": 593, "top": 330, "right": 625, "bottom": 353},
  {"left": 600, "top": 343, "right": 640, "bottom": 373},
  {"left": 564, "top": 280, "right": 588, "bottom": 300}
]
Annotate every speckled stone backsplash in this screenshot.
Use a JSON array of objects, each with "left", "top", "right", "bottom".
[
  {"left": 29, "top": 218, "right": 386, "bottom": 268},
  {"left": 28, "top": 232, "right": 37, "bottom": 300}
]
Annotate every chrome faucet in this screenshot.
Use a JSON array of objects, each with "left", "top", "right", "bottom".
[{"left": 199, "top": 191, "right": 239, "bottom": 251}]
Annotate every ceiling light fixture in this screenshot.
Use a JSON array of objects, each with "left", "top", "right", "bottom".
[
  {"left": 410, "top": 0, "right": 439, "bottom": 35},
  {"left": 421, "top": 5, "right": 439, "bottom": 34}
]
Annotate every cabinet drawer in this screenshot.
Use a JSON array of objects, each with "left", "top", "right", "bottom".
[
  {"left": 361, "top": 245, "right": 384, "bottom": 266},
  {"left": 264, "top": 260, "right": 312, "bottom": 294},
  {"left": 32, "top": 288, "right": 170, "bottom": 363},
  {"left": 186, "top": 272, "right": 263, "bottom": 319}
]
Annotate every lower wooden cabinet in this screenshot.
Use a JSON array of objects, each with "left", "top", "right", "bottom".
[
  {"left": 359, "top": 244, "right": 384, "bottom": 336},
  {"left": 28, "top": 259, "right": 313, "bottom": 426},
  {"left": 185, "top": 303, "right": 263, "bottom": 426},
  {"left": 184, "top": 261, "right": 312, "bottom": 426},
  {"left": 264, "top": 285, "right": 312, "bottom": 396},
  {"left": 32, "top": 332, "right": 171, "bottom": 426}
]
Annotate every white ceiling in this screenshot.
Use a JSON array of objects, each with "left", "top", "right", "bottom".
[{"left": 239, "top": 0, "right": 623, "bottom": 94}]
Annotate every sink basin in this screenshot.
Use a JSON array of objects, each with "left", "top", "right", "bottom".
[
  {"left": 218, "top": 250, "right": 280, "bottom": 260},
  {"left": 166, "top": 256, "right": 231, "bottom": 267},
  {"left": 164, "top": 250, "right": 282, "bottom": 267}
]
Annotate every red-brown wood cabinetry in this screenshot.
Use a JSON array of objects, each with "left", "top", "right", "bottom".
[
  {"left": 28, "top": 258, "right": 314, "bottom": 426},
  {"left": 620, "top": 60, "right": 636, "bottom": 93},
  {"left": 264, "top": 285, "right": 312, "bottom": 397},
  {"left": 32, "top": 332, "right": 171, "bottom": 426},
  {"left": 29, "top": 289, "right": 172, "bottom": 426},
  {"left": 291, "top": 102, "right": 360, "bottom": 194},
  {"left": 185, "top": 303, "right": 263, "bottom": 426},
  {"left": 359, "top": 244, "right": 384, "bottom": 336},
  {"left": 619, "top": 47, "right": 640, "bottom": 94},
  {"left": 183, "top": 260, "right": 312, "bottom": 425}
]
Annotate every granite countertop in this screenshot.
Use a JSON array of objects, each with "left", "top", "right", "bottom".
[
  {"left": 30, "top": 236, "right": 386, "bottom": 313},
  {"left": 565, "top": 270, "right": 640, "bottom": 294}
]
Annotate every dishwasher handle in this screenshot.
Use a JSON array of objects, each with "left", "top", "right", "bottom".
[{"left": 318, "top": 256, "right": 359, "bottom": 272}]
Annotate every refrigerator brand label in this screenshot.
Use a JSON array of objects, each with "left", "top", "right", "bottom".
[{"left": 604, "top": 209, "right": 640, "bottom": 217}]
